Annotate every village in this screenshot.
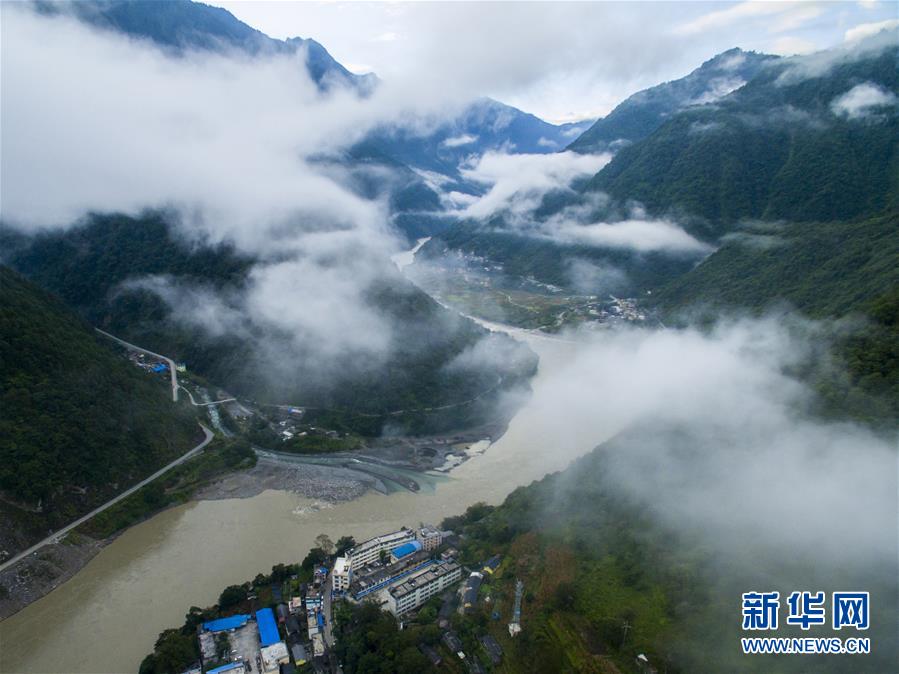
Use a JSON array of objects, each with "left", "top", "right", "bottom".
[{"left": 177, "top": 524, "right": 528, "bottom": 674}]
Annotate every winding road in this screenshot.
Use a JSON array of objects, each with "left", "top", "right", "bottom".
[
  {"left": 0, "top": 424, "right": 214, "bottom": 575},
  {"left": 95, "top": 328, "right": 180, "bottom": 402},
  {"left": 3, "top": 332, "right": 222, "bottom": 573}
]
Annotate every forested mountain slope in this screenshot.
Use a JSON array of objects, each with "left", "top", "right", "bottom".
[
  {"left": 451, "top": 419, "right": 897, "bottom": 674},
  {"left": 568, "top": 47, "right": 778, "bottom": 154},
  {"left": 587, "top": 42, "right": 899, "bottom": 239},
  {"left": 2, "top": 214, "right": 536, "bottom": 436},
  {"left": 0, "top": 266, "right": 200, "bottom": 554}
]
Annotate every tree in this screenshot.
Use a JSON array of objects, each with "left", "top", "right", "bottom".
[
  {"left": 302, "top": 547, "right": 328, "bottom": 572},
  {"left": 315, "top": 533, "right": 335, "bottom": 555},
  {"left": 336, "top": 535, "right": 356, "bottom": 556},
  {"left": 146, "top": 629, "right": 196, "bottom": 674},
  {"left": 219, "top": 584, "right": 246, "bottom": 608}
]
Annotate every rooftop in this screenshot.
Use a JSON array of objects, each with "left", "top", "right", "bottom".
[
  {"left": 256, "top": 608, "right": 280, "bottom": 647},
  {"left": 202, "top": 614, "right": 250, "bottom": 632},
  {"left": 389, "top": 561, "right": 460, "bottom": 600},
  {"left": 347, "top": 528, "right": 413, "bottom": 557},
  {"left": 391, "top": 540, "right": 422, "bottom": 560},
  {"left": 206, "top": 663, "right": 245, "bottom": 674}
]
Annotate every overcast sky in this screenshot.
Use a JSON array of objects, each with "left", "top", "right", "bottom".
[{"left": 216, "top": 1, "right": 897, "bottom": 122}]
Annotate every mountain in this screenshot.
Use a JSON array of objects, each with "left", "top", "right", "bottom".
[
  {"left": 364, "top": 97, "right": 594, "bottom": 180},
  {"left": 348, "top": 99, "right": 594, "bottom": 240},
  {"left": 586, "top": 40, "right": 899, "bottom": 239},
  {"left": 2, "top": 214, "right": 536, "bottom": 436},
  {"left": 36, "top": 0, "right": 376, "bottom": 93},
  {"left": 420, "top": 39, "right": 898, "bottom": 299},
  {"left": 651, "top": 211, "right": 899, "bottom": 423},
  {"left": 443, "top": 419, "right": 897, "bottom": 674},
  {"left": 568, "top": 48, "right": 779, "bottom": 154},
  {"left": 0, "top": 265, "right": 200, "bottom": 556},
  {"left": 655, "top": 212, "right": 899, "bottom": 319}
]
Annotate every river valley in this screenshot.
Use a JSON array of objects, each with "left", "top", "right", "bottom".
[{"left": 0, "top": 312, "right": 623, "bottom": 674}]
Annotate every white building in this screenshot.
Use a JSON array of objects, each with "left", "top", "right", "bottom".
[
  {"left": 384, "top": 560, "right": 462, "bottom": 616},
  {"left": 260, "top": 643, "right": 289, "bottom": 674},
  {"left": 331, "top": 555, "right": 351, "bottom": 592},
  {"left": 416, "top": 525, "right": 443, "bottom": 551},
  {"left": 341, "top": 528, "right": 416, "bottom": 571}
]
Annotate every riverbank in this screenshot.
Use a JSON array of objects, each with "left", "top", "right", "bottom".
[
  {"left": 0, "top": 533, "right": 104, "bottom": 620},
  {"left": 0, "top": 416, "right": 505, "bottom": 623},
  {"left": 0, "top": 329, "right": 604, "bottom": 674}
]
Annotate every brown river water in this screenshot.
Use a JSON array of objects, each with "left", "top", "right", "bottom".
[{"left": 0, "top": 325, "right": 621, "bottom": 674}]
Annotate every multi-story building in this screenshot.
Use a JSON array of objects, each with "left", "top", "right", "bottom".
[
  {"left": 331, "top": 556, "right": 351, "bottom": 592},
  {"left": 332, "top": 528, "right": 416, "bottom": 592},
  {"left": 384, "top": 560, "right": 462, "bottom": 616},
  {"left": 416, "top": 525, "right": 443, "bottom": 551}
]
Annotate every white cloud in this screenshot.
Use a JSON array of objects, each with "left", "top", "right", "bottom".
[
  {"left": 459, "top": 151, "right": 612, "bottom": 220},
  {"left": 549, "top": 218, "right": 713, "bottom": 254},
  {"left": 533, "top": 317, "right": 897, "bottom": 570},
  {"left": 844, "top": 18, "right": 899, "bottom": 42},
  {"left": 213, "top": 0, "right": 898, "bottom": 122},
  {"left": 776, "top": 26, "right": 898, "bottom": 84},
  {"left": 440, "top": 134, "right": 479, "bottom": 148},
  {"left": 674, "top": 1, "right": 821, "bottom": 35},
  {"left": 0, "top": 5, "right": 488, "bottom": 388},
  {"left": 685, "top": 76, "right": 747, "bottom": 105},
  {"left": 831, "top": 82, "right": 898, "bottom": 118},
  {"left": 0, "top": 5, "right": 390, "bottom": 244}
]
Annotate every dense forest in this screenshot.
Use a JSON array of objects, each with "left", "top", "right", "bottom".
[
  {"left": 447, "top": 425, "right": 897, "bottom": 673},
  {"left": 567, "top": 48, "right": 778, "bottom": 154},
  {"left": 427, "top": 44, "right": 898, "bottom": 297},
  {"left": 651, "top": 212, "right": 899, "bottom": 424},
  {"left": 3, "top": 213, "right": 537, "bottom": 436},
  {"left": 0, "top": 266, "right": 200, "bottom": 553},
  {"left": 587, "top": 47, "right": 899, "bottom": 239}
]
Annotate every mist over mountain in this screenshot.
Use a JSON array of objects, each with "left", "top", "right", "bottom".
[
  {"left": 30, "top": 0, "right": 592, "bottom": 243},
  {"left": 419, "top": 31, "right": 898, "bottom": 305},
  {"left": 568, "top": 47, "right": 779, "bottom": 154},
  {"left": 588, "top": 34, "right": 898, "bottom": 238},
  {"left": 1, "top": 3, "right": 897, "bottom": 673},
  {"left": 34, "top": 0, "right": 377, "bottom": 93},
  {"left": 1, "top": 3, "right": 538, "bottom": 438}
]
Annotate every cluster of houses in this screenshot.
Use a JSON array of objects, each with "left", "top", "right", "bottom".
[
  {"left": 195, "top": 608, "right": 290, "bottom": 674},
  {"left": 332, "top": 525, "right": 459, "bottom": 618},
  {"left": 184, "top": 524, "right": 517, "bottom": 674},
  {"left": 192, "top": 569, "right": 332, "bottom": 674}
]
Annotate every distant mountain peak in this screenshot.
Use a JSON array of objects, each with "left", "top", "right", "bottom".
[
  {"left": 567, "top": 47, "right": 779, "bottom": 154},
  {"left": 34, "top": 0, "right": 374, "bottom": 93}
]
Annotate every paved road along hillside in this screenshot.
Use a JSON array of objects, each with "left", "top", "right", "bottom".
[
  {"left": 0, "top": 424, "right": 213, "bottom": 574},
  {"left": 95, "top": 328, "right": 180, "bottom": 402}
]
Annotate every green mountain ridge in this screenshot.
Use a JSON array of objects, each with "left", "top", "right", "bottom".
[
  {"left": 0, "top": 265, "right": 200, "bottom": 555},
  {"left": 587, "top": 43, "right": 899, "bottom": 239},
  {"left": 2, "top": 213, "right": 537, "bottom": 436},
  {"left": 568, "top": 47, "right": 779, "bottom": 154}
]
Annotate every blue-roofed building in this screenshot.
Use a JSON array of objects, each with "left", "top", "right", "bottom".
[
  {"left": 151, "top": 363, "right": 168, "bottom": 373},
  {"left": 205, "top": 663, "right": 245, "bottom": 674},
  {"left": 202, "top": 614, "right": 250, "bottom": 632},
  {"left": 390, "top": 540, "right": 422, "bottom": 562},
  {"left": 256, "top": 608, "right": 280, "bottom": 646}
]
